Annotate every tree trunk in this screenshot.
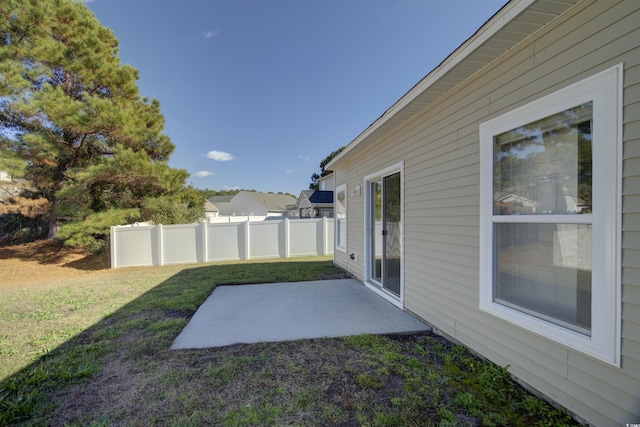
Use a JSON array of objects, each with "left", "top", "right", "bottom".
[{"left": 47, "top": 197, "right": 59, "bottom": 239}]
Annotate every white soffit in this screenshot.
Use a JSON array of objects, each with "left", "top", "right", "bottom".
[{"left": 327, "top": 0, "right": 581, "bottom": 169}]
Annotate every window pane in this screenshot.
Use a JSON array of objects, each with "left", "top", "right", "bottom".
[
  {"left": 494, "top": 223, "right": 592, "bottom": 334},
  {"left": 383, "top": 172, "right": 401, "bottom": 296},
  {"left": 337, "top": 219, "right": 346, "bottom": 247},
  {"left": 336, "top": 188, "right": 346, "bottom": 247},
  {"left": 493, "top": 103, "right": 592, "bottom": 215},
  {"left": 371, "top": 180, "right": 382, "bottom": 282}
]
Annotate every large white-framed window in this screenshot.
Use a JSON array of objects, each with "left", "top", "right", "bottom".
[
  {"left": 335, "top": 184, "right": 347, "bottom": 252},
  {"left": 479, "top": 64, "right": 622, "bottom": 366}
]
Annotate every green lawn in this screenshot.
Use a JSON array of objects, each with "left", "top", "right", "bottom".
[{"left": 0, "top": 257, "right": 578, "bottom": 426}]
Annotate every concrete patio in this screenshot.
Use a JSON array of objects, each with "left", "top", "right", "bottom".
[{"left": 171, "top": 279, "right": 430, "bottom": 349}]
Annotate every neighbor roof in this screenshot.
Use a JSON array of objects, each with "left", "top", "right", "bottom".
[
  {"left": 326, "top": 0, "right": 581, "bottom": 170},
  {"left": 208, "top": 195, "right": 235, "bottom": 203},
  {"left": 240, "top": 191, "right": 297, "bottom": 212},
  {"left": 308, "top": 190, "right": 333, "bottom": 204},
  {"left": 204, "top": 200, "right": 219, "bottom": 212}
]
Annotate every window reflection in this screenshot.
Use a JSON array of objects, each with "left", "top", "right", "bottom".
[
  {"left": 493, "top": 102, "right": 592, "bottom": 215},
  {"left": 336, "top": 187, "right": 346, "bottom": 249}
]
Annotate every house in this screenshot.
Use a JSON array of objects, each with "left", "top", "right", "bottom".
[
  {"left": 0, "top": 171, "right": 21, "bottom": 201},
  {"left": 207, "top": 194, "right": 234, "bottom": 217},
  {"left": 326, "top": 1, "right": 639, "bottom": 425},
  {"left": 292, "top": 190, "right": 334, "bottom": 218},
  {"left": 203, "top": 200, "right": 220, "bottom": 221},
  {"left": 209, "top": 191, "right": 296, "bottom": 218},
  {"left": 318, "top": 173, "right": 333, "bottom": 191}
]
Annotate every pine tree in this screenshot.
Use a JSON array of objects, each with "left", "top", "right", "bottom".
[{"left": 0, "top": 0, "right": 187, "bottom": 247}]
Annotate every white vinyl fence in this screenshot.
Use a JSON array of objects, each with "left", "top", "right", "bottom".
[{"left": 110, "top": 218, "right": 334, "bottom": 268}]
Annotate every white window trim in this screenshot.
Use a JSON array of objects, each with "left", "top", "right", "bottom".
[
  {"left": 479, "top": 64, "right": 622, "bottom": 366},
  {"left": 335, "top": 183, "right": 347, "bottom": 253},
  {"left": 363, "top": 162, "right": 404, "bottom": 308}
]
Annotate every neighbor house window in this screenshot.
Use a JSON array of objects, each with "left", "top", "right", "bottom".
[
  {"left": 479, "top": 65, "right": 621, "bottom": 365},
  {"left": 336, "top": 184, "right": 347, "bottom": 252}
]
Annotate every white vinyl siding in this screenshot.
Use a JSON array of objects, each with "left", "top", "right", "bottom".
[{"left": 332, "top": 167, "right": 366, "bottom": 282}]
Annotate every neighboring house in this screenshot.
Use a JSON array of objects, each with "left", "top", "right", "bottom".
[
  {"left": 326, "top": 1, "right": 639, "bottom": 425},
  {"left": 495, "top": 194, "right": 539, "bottom": 215},
  {"left": 207, "top": 195, "right": 234, "bottom": 217},
  {"left": 203, "top": 200, "right": 220, "bottom": 221},
  {"left": 210, "top": 191, "right": 296, "bottom": 218},
  {"left": 0, "top": 172, "right": 22, "bottom": 202},
  {"left": 318, "top": 173, "right": 334, "bottom": 191},
  {"left": 292, "top": 190, "right": 334, "bottom": 218}
]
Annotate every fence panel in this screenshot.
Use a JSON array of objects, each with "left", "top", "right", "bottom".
[
  {"left": 111, "top": 218, "right": 334, "bottom": 268},
  {"left": 163, "top": 223, "right": 202, "bottom": 265},
  {"left": 290, "top": 219, "right": 322, "bottom": 256},
  {"left": 111, "top": 226, "right": 157, "bottom": 268},
  {"left": 249, "top": 221, "right": 283, "bottom": 259},
  {"left": 207, "top": 222, "right": 244, "bottom": 261},
  {"left": 207, "top": 215, "right": 266, "bottom": 223},
  {"left": 326, "top": 218, "right": 335, "bottom": 254}
]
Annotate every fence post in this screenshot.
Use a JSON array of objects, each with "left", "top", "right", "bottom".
[
  {"left": 110, "top": 226, "right": 117, "bottom": 269},
  {"left": 283, "top": 218, "right": 290, "bottom": 258},
  {"left": 200, "top": 221, "right": 208, "bottom": 263},
  {"left": 157, "top": 224, "right": 164, "bottom": 266},
  {"left": 322, "top": 216, "right": 328, "bottom": 255},
  {"left": 244, "top": 220, "right": 250, "bottom": 260}
]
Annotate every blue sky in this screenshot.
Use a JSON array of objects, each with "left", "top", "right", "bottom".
[{"left": 86, "top": 0, "right": 506, "bottom": 195}]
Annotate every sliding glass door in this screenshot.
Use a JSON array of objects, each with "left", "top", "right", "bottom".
[{"left": 367, "top": 166, "right": 402, "bottom": 299}]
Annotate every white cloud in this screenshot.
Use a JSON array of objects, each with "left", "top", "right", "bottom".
[
  {"left": 299, "top": 154, "right": 310, "bottom": 161},
  {"left": 193, "top": 171, "right": 214, "bottom": 178},
  {"left": 223, "top": 185, "right": 240, "bottom": 191},
  {"left": 285, "top": 169, "right": 294, "bottom": 174},
  {"left": 202, "top": 30, "right": 218, "bottom": 39},
  {"left": 206, "top": 150, "right": 235, "bottom": 161}
]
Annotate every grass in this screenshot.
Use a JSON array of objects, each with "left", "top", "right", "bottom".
[{"left": 0, "top": 256, "right": 580, "bottom": 426}]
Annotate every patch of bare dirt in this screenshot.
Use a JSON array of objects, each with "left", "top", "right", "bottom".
[{"left": 0, "top": 240, "right": 110, "bottom": 289}]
